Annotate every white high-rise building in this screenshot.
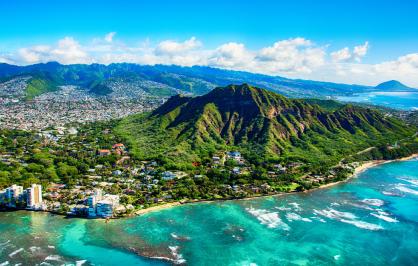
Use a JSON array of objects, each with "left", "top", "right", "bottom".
[
  {"left": 26, "top": 184, "right": 43, "bottom": 209},
  {"left": 5, "top": 185, "right": 24, "bottom": 207}
]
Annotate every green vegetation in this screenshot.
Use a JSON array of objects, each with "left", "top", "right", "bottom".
[
  {"left": 115, "top": 84, "right": 416, "bottom": 170},
  {"left": 1, "top": 84, "right": 417, "bottom": 210},
  {"left": 25, "top": 76, "right": 58, "bottom": 100}
]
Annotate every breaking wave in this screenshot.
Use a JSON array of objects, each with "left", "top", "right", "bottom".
[
  {"left": 8, "top": 248, "right": 24, "bottom": 257},
  {"left": 398, "top": 177, "right": 418, "bottom": 187},
  {"left": 246, "top": 207, "right": 290, "bottom": 230},
  {"left": 395, "top": 185, "right": 418, "bottom": 196},
  {"left": 361, "top": 198, "right": 384, "bottom": 207},
  {"left": 340, "top": 219, "right": 383, "bottom": 230},
  {"left": 285, "top": 212, "right": 312, "bottom": 222},
  {"left": 168, "top": 246, "right": 186, "bottom": 264},
  {"left": 314, "top": 208, "right": 383, "bottom": 230},
  {"left": 371, "top": 211, "right": 398, "bottom": 223}
]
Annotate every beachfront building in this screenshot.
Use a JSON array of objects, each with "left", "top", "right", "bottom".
[
  {"left": 5, "top": 184, "right": 24, "bottom": 207},
  {"left": 86, "top": 188, "right": 103, "bottom": 218},
  {"left": 26, "top": 184, "right": 43, "bottom": 209},
  {"left": 96, "top": 194, "right": 120, "bottom": 218}
]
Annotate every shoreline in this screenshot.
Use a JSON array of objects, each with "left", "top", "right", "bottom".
[
  {"left": 2, "top": 153, "right": 417, "bottom": 219},
  {"left": 131, "top": 153, "right": 418, "bottom": 216}
]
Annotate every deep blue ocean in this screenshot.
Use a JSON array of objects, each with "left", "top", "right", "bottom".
[
  {"left": 336, "top": 91, "right": 418, "bottom": 110},
  {"left": 1, "top": 158, "right": 418, "bottom": 265}
]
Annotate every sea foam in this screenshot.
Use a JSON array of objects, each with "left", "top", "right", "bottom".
[
  {"left": 285, "top": 212, "right": 312, "bottom": 222},
  {"left": 371, "top": 211, "right": 398, "bottom": 223},
  {"left": 395, "top": 185, "right": 418, "bottom": 196},
  {"left": 314, "top": 208, "right": 383, "bottom": 230},
  {"left": 246, "top": 207, "right": 290, "bottom": 230},
  {"left": 361, "top": 198, "right": 384, "bottom": 207},
  {"left": 8, "top": 248, "right": 24, "bottom": 257},
  {"left": 169, "top": 246, "right": 186, "bottom": 264}
]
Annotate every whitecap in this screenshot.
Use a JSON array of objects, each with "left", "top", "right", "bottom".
[
  {"left": 168, "top": 246, "right": 186, "bottom": 264},
  {"left": 381, "top": 191, "right": 400, "bottom": 196},
  {"left": 275, "top": 206, "right": 292, "bottom": 211},
  {"left": 340, "top": 219, "right": 383, "bottom": 230},
  {"left": 47, "top": 245, "right": 55, "bottom": 249},
  {"left": 361, "top": 198, "right": 385, "bottom": 207},
  {"left": 288, "top": 202, "right": 302, "bottom": 211},
  {"left": 170, "top": 233, "right": 190, "bottom": 241},
  {"left": 395, "top": 185, "right": 418, "bottom": 196},
  {"left": 45, "top": 255, "right": 62, "bottom": 261},
  {"left": 334, "top": 255, "right": 341, "bottom": 261},
  {"left": 0, "top": 240, "right": 10, "bottom": 246},
  {"left": 371, "top": 212, "right": 398, "bottom": 223},
  {"left": 314, "top": 208, "right": 383, "bottom": 230},
  {"left": 398, "top": 177, "right": 418, "bottom": 187},
  {"left": 285, "top": 212, "right": 312, "bottom": 222},
  {"left": 8, "top": 248, "right": 24, "bottom": 257},
  {"left": 76, "top": 260, "right": 87, "bottom": 266},
  {"left": 0, "top": 261, "right": 9, "bottom": 266},
  {"left": 29, "top": 246, "right": 41, "bottom": 252},
  {"left": 246, "top": 207, "right": 290, "bottom": 230},
  {"left": 313, "top": 208, "right": 357, "bottom": 220}
]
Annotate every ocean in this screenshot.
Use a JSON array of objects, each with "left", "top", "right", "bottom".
[
  {"left": 1, "top": 158, "right": 418, "bottom": 265},
  {"left": 335, "top": 91, "right": 418, "bottom": 110}
]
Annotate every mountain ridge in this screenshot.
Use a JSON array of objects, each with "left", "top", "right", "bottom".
[
  {"left": 0, "top": 62, "right": 380, "bottom": 100},
  {"left": 115, "top": 84, "right": 415, "bottom": 167}
]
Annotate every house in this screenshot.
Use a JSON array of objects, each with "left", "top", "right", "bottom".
[
  {"left": 274, "top": 164, "right": 287, "bottom": 173},
  {"left": 112, "top": 170, "right": 122, "bottom": 176},
  {"left": 98, "top": 149, "right": 111, "bottom": 156},
  {"left": 112, "top": 143, "right": 125, "bottom": 151},
  {"left": 227, "top": 151, "right": 242, "bottom": 160},
  {"left": 232, "top": 167, "right": 241, "bottom": 175},
  {"left": 162, "top": 171, "right": 176, "bottom": 181}
]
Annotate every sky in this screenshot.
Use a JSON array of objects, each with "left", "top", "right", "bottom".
[{"left": 1, "top": 0, "right": 418, "bottom": 87}]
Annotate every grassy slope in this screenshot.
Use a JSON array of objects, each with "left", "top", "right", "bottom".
[
  {"left": 115, "top": 85, "right": 416, "bottom": 169},
  {"left": 25, "top": 77, "right": 57, "bottom": 100}
]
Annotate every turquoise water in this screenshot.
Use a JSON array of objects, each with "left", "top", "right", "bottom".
[
  {"left": 336, "top": 91, "right": 418, "bottom": 110},
  {"left": 1, "top": 158, "right": 418, "bottom": 265}
]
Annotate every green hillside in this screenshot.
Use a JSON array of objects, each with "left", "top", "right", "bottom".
[
  {"left": 25, "top": 77, "right": 58, "bottom": 100},
  {"left": 115, "top": 84, "right": 416, "bottom": 169}
]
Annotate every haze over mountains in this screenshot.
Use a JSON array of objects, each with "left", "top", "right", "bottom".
[{"left": 0, "top": 62, "right": 415, "bottom": 101}]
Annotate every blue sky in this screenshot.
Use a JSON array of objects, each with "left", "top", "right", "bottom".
[{"left": 1, "top": 0, "right": 418, "bottom": 86}]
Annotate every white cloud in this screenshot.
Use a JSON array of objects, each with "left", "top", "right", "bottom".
[
  {"left": 155, "top": 37, "right": 201, "bottom": 55},
  {"left": 2, "top": 36, "right": 418, "bottom": 87},
  {"left": 353, "top": 41, "right": 369, "bottom": 61},
  {"left": 104, "top": 32, "right": 116, "bottom": 43},
  {"left": 331, "top": 47, "right": 351, "bottom": 62},
  {"left": 50, "top": 37, "right": 91, "bottom": 64},
  {"left": 209, "top": 42, "right": 253, "bottom": 69},
  {"left": 331, "top": 42, "right": 369, "bottom": 63},
  {"left": 256, "top": 38, "right": 325, "bottom": 74}
]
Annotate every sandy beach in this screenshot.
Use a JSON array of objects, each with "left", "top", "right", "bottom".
[{"left": 134, "top": 202, "right": 183, "bottom": 215}]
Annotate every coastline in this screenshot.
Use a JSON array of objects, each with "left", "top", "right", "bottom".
[
  {"left": 306, "top": 153, "right": 418, "bottom": 191},
  {"left": 131, "top": 153, "right": 418, "bottom": 216},
  {"left": 2, "top": 154, "right": 417, "bottom": 219}
]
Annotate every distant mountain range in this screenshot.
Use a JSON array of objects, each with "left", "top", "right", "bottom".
[
  {"left": 375, "top": 80, "right": 413, "bottom": 91},
  {"left": 0, "top": 62, "right": 415, "bottom": 100},
  {"left": 115, "top": 84, "right": 415, "bottom": 165}
]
